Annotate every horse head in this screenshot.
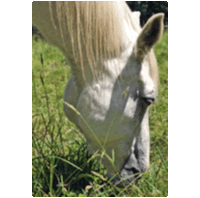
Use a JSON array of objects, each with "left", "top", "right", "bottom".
[{"left": 63, "top": 12, "right": 164, "bottom": 186}]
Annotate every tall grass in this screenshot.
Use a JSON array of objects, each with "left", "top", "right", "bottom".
[{"left": 32, "top": 29, "right": 168, "bottom": 197}]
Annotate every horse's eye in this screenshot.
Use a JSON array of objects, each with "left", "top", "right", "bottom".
[{"left": 142, "top": 97, "right": 155, "bottom": 105}]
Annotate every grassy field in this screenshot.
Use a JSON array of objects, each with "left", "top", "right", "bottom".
[{"left": 32, "top": 29, "right": 168, "bottom": 197}]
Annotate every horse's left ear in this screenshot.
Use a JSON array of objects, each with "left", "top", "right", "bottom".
[{"left": 135, "top": 13, "right": 164, "bottom": 62}]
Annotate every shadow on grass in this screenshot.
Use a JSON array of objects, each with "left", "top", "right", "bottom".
[{"left": 32, "top": 138, "right": 107, "bottom": 196}]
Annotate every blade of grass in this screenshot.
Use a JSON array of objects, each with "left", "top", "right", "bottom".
[
  {"left": 40, "top": 74, "right": 51, "bottom": 123},
  {"left": 49, "top": 155, "right": 55, "bottom": 195},
  {"left": 156, "top": 146, "right": 168, "bottom": 171}
]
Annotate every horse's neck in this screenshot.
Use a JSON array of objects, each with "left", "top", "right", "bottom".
[
  {"left": 32, "top": 1, "right": 139, "bottom": 91},
  {"left": 69, "top": 17, "right": 139, "bottom": 92}
]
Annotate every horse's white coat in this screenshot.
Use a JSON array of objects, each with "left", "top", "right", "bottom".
[{"left": 33, "top": 1, "right": 164, "bottom": 186}]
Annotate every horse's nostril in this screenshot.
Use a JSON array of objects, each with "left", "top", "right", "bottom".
[{"left": 142, "top": 97, "right": 155, "bottom": 105}]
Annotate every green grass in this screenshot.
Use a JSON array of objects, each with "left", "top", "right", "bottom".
[{"left": 32, "top": 29, "right": 168, "bottom": 197}]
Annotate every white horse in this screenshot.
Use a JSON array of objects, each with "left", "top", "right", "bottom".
[{"left": 32, "top": 1, "right": 164, "bottom": 186}]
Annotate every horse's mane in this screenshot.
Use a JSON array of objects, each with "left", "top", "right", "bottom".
[{"left": 49, "top": 1, "right": 140, "bottom": 80}]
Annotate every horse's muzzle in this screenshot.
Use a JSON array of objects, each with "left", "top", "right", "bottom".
[{"left": 110, "top": 153, "right": 143, "bottom": 187}]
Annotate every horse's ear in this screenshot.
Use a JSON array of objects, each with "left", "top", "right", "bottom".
[{"left": 135, "top": 13, "right": 164, "bottom": 62}]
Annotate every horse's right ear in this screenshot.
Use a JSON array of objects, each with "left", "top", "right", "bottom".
[{"left": 135, "top": 13, "right": 164, "bottom": 62}]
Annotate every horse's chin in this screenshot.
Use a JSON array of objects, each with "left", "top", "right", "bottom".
[
  {"left": 109, "top": 152, "right": 145, "bottom": 187},
  {"left": 110, "top": 167, "right": 141, "bottom": 187}
]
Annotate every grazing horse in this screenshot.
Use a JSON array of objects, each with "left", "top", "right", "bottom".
[{"left": 32, "top": 1, "right": 164, "bottom": 186}]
